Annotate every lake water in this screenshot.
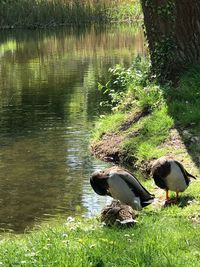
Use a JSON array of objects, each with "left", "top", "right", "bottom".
[{"left": 0, "top": 25, "right": 145, "bottom": 233}]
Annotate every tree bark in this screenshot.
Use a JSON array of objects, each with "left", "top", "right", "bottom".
[{"left": 140, "top": 0, "right": 200, "bottom": 81}]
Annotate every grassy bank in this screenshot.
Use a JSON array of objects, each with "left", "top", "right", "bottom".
[
  {"left": 0, "top": 0, "right": 142, "bottom": 29},
  {"left": 0, "top": 59, "right": 199, "bottom": 265},
  {"left": 91, "top": 58, "right": 200, "bottom": 175},
  {"left": 0, "top": 187, "right": 199, "bottom": 267}
]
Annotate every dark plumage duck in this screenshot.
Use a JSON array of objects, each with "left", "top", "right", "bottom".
[
  {"left": 151, "top": 156, "right": 196, "bottom": 203},
  {"left": 90, "top": 166, "right": 154, "bottom": 210}
]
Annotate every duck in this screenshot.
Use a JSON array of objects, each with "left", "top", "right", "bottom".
[
  {"left": 151, "top": 156, "right": 196, "bottom": 203},
  {"left": 90, "top": 166, "right": 154, "bottom": 211},
  {"left": 100, "top": 200, "right": 137, "bottom": 227}
]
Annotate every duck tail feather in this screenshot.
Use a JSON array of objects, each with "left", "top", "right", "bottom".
[
  {"left": 185, "top": 170, "right": 196, "bottom": 179},
  {"left": 141, "top": 198, "right": 154, "bottom": 207}
]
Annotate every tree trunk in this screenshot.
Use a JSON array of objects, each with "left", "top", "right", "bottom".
[{"left": 140, "top": 0, "right": 200, "bottom": 81}]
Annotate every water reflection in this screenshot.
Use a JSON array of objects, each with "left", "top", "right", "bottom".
[{"left": 0, "top": 25, "right": 145, "bottom": 232}]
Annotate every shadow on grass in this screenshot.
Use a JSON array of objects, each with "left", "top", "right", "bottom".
[
  {"left": 162, "top": 64, "right": 200, "bottom": 170},
  {"left": 159, "top": 194, "right": 196, "bottom": 209},
  {"left": 177, "top": 195, "right": 196, "bottom": 208}
]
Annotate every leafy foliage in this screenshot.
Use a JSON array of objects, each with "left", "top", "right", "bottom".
[{"left": 98, "top": 56, "right": 163, "bottom": 112}]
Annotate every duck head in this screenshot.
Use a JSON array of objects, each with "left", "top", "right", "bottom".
[{"left": 90, "top": 170, "right": 110, "bottom": 196}]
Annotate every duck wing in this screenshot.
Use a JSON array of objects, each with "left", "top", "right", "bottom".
[
  {"left": 112, "top": 170, "right": 154, "bottom": 202},
  {"left": 174, "top": 160, "right": 196, "bottom": 186}
]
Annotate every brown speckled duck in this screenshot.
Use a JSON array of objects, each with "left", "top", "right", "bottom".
[
  {"left": 90, "top": 166, "right": 154, "bottom": 211},
  {"left": 151, "top": 156, "right": 196, "bottom": 203},
  {"left": 100, "top": 200, "right": 137, "bottom": 227}
]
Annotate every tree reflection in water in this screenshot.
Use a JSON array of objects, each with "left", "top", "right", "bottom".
[{"left": 0, "top": 25, "right": 145, "bottom": 232}]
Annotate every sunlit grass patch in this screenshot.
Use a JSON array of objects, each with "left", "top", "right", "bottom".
[
  {"left": 121, "top": 106, "right": 173, "bottom": 161},
  {"left": 92, "top": 112, "right": 126, "bottom": 141},
  {"left": 0, "top": 178, "right": 200, "bottom": 266},
  {"left": 0, "top": 198, "right": 199, "bottom": 267},
  {"left": 139, "top": 106, "right": 173, "bottom": 140}
]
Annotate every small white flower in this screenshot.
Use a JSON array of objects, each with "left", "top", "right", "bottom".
[
  {"left": 25, "top": 252, "right": 36, "bottom": 257},
  {"left": 62, "top": 233, "right": 68, "bottom": 238},
  {"left": 66, "top": 216, "right": 75, "bottom": 223}
]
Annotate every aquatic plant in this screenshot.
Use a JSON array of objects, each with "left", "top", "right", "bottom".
[{"left": 0, "top": 0, "right": 142, "bottom": 29}]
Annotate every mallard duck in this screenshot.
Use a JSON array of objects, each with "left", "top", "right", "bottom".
[
  {"left": 90, "top": 166, "right": 154, "bottom": 210},
  {"left": 100, "top": 200, "right": 137, "bottom": 227},
  {"left": 151, "top": 156, "right": 196, "bottom": 203}
]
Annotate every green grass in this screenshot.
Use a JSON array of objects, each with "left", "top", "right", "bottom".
[
  {"left": 165, "top": 65, "right": 200, "bottom": 135},
  {"left": 91, "top": 58, "right": 200, "bottom": 168},
  {"left": 92, "top": 112, "right": 126, "bottom": 141},
  {"left": 107, "top": 0, "right": 142, "bottom": 22},
  {"left": 0, "top": 180, "right": 199, "bottom": 266},
  {"left": 123, "top": 105, "right": 174, "bottom": 160},
  {"left": 0, "top": 0, "right": 142, "bottom": 29}
]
